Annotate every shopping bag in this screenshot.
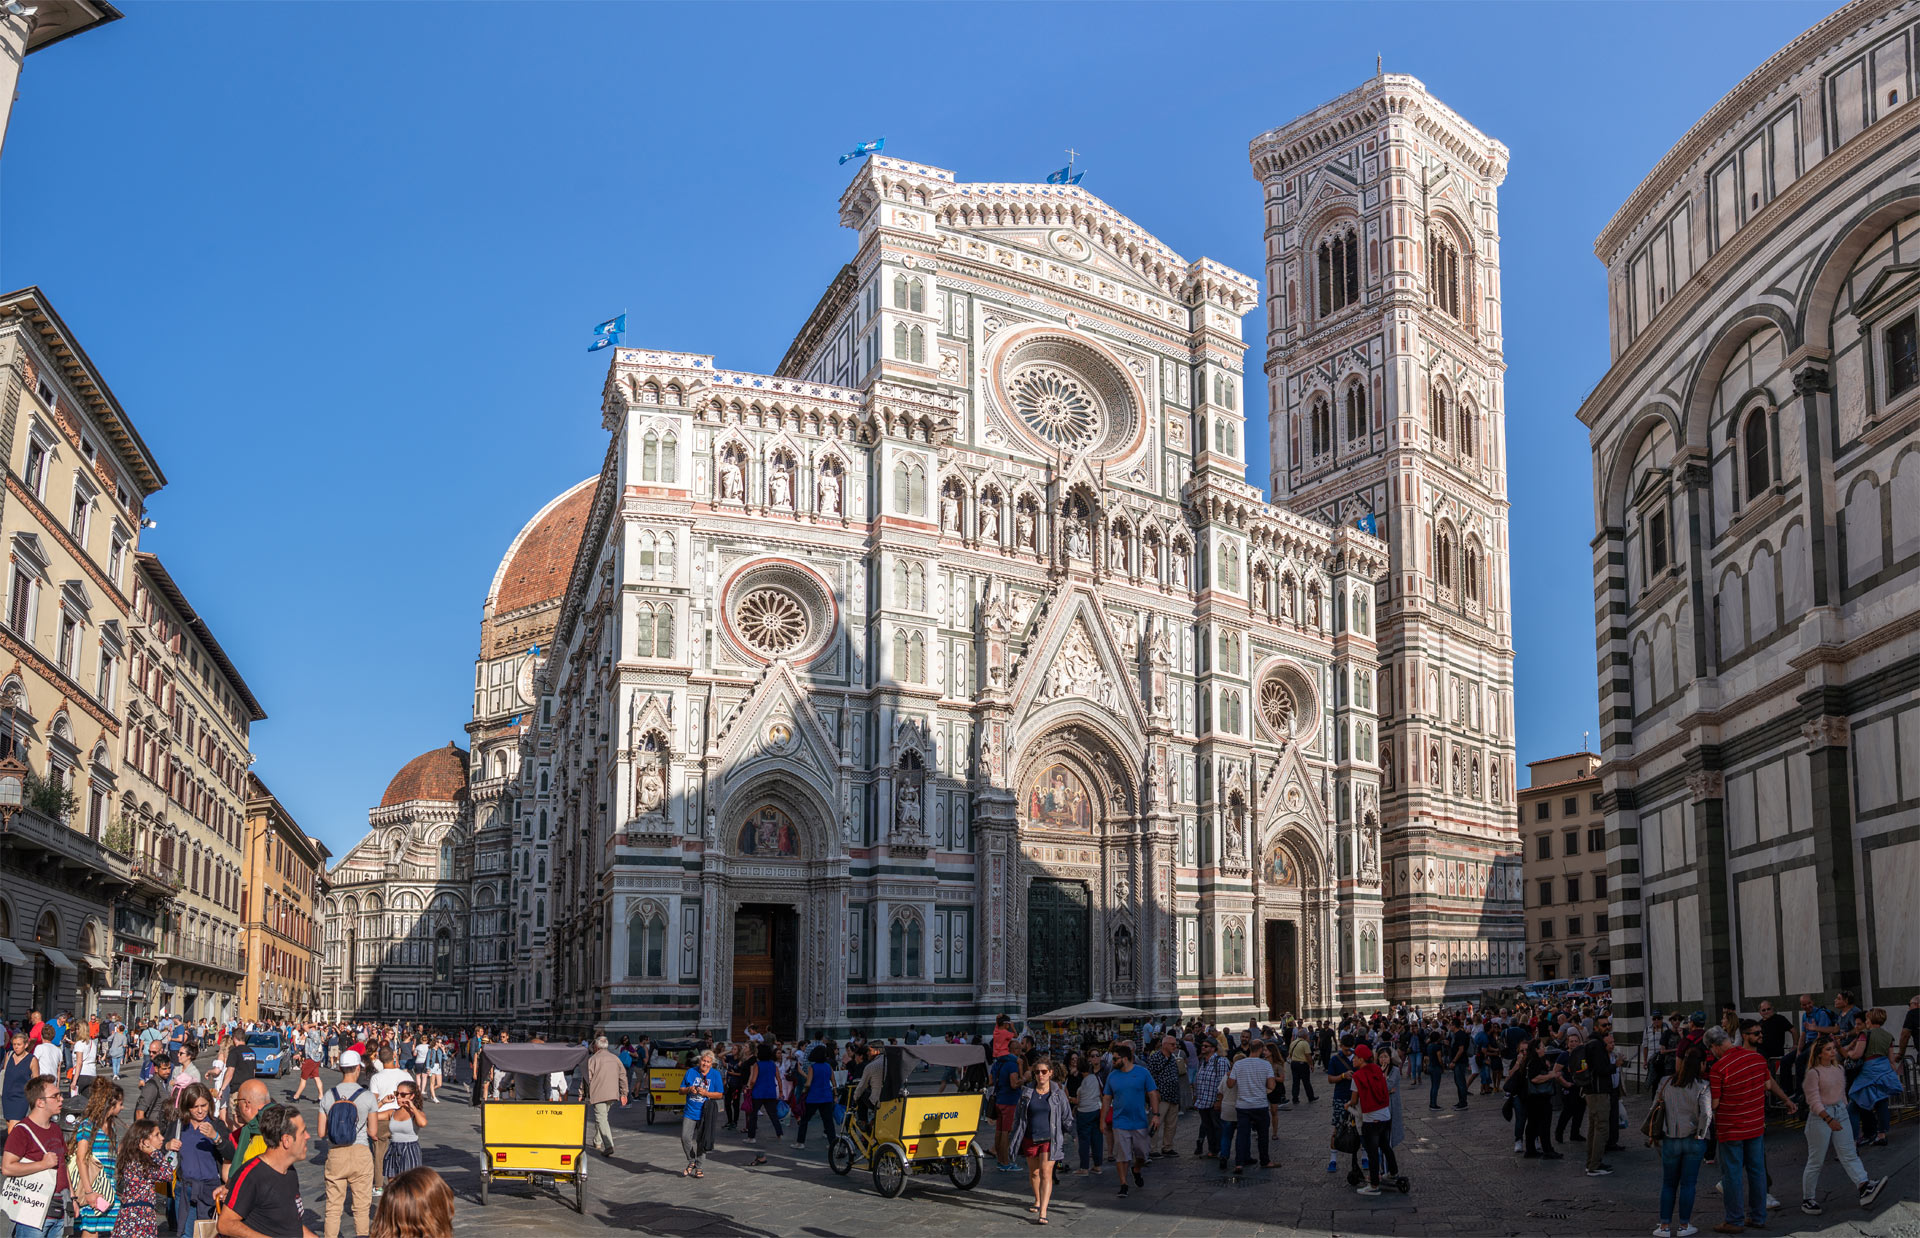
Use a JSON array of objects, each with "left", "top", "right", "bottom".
[
  {"left": 194, "top": 1220, "right": 220, "bottom": 1238},
  {"left": 0, "top": 1166, "right": 56, "bottom": 1230}
]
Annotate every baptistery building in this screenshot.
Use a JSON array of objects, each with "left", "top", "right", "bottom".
[
  {"left": 1578, "top": 0, "right": 1920, "bottom": 1052},
  {"left": 533, "top": 144, "right": 1404, "bottom": 1042}
]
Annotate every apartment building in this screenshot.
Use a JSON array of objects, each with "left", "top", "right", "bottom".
[{"left": 1519, "top": 752, "right": 1608, "bottom": 983}]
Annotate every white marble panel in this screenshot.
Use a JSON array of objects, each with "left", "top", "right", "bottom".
[
  {"left": 1870, "top": 840, "right": 1920, "bottom": 989},
  {"left": 1738, "top": 875, "right": 1778, "bottom": 998},
  {"left": 1780, "top": 865, "right": 1822, "bottom": 995}
]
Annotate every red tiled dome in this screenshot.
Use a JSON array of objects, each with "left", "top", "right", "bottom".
[
  {"left": 380, "top": 742, "right": 469, "bottom": 807},
  {"left": 490, "top": 480, "right": 596, "bottom": 615}
]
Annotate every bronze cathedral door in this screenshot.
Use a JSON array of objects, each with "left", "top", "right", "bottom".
[{"left": 1027, "top": 879, "right": 1089, "bottom": 1015}]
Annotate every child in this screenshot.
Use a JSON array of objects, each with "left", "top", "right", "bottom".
[{"left": 111, "top": 1119, "right": 180, "bottom": 1238}]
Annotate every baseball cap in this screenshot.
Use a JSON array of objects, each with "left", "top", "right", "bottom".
[
  {"left": 1352, "top": 1044, "right": 1374, "bottom": 1060},
  {"left": 339, "top": 1049, "right": 364, "bottom": 1068}
]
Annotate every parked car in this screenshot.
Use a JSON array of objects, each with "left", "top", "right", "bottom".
[
  {"left": 242, "top": 1028, "right": 291, "bottom": 1078},
  {"left": 1580, "top": 974, "right": 1612, "bottom": 998}
]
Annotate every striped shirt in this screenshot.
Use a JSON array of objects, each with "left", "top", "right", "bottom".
[
  {"left": 1708, "top": 1045, "right": 1769, "bottom": 1141},
  {"left": 1193, "top": 1055, "right": 1230, "bottom": 1109}
]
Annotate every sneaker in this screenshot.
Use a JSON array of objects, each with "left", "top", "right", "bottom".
[
  {"left": 1357, "top": 1184, "right": 1382, "bottom": 1195},
  {"left": 1652, "top": 1226, "right": 1673, "bottom": 1237},
  {"left": 1451, "top": 1102, "right": 1468, "bottom": 1110},
  {"left": 1118, "top": 1185, "right": 1129, "bottom": 1198},
  {"left": 1132, "top": 1169, "right": 1145, "bottom": 1188},
  {"left": 1589, "top": 1165, "right": 1614, "bottom": 1175},
  {"left": 1675, "top": 1227, "right": 1698, "bottom": 1238},
  {"left": 1514, "top": 1140, "right": 1525, "bottom": 1153},
  {"left": 1162, "top": 1148, "right": 1179, "bottom": 1157},
  {"left": 791, "top": 1142, "right": 806, "bottom": 1149},
  {"left": 1799, "top": 1201, "right": 1822, "bottom": 1216},
  {"left": 1860, "top": 1177, "right": 1887, "bottom": 1208},
  {"left": 1764, "top": 1194, "right": 1779, "bottom": 1210}
]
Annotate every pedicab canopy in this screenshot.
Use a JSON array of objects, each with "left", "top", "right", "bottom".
[
  {"left": 881, "top": 1041, "right": 987, "bottom": 1101},
  {"left": 483, "top": 1041, "right": 590, "bottom": 1101}
]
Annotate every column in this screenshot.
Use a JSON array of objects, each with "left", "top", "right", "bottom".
[
  {"left": 1802, "top": 713, "right": 1859, "bottom": 992},
  {"left": 1685, "top": 769, "right": 1734, "bottom": 1015}
]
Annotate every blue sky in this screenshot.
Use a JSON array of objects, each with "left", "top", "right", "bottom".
[{"left": 0, "top": 0, "right": 1833, "bottom": 856}]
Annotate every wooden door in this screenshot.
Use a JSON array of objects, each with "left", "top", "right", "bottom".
[{"left": 732, "top": 909, "right": 773, "bottom": 1040}]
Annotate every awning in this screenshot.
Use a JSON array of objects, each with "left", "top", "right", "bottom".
[
  {"left": 82, "top": 954, "right": 112, "bottom": 976},
  {"left": 0, "top": 938, "right": 28, "bottom": 968},
  {"left": 38, "top": 945, "right": 76, "bottom": 971}
]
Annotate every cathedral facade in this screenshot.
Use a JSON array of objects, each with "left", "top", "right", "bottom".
[{"left": 536, "top": 146, "right": 1396, "bottom": 1042}]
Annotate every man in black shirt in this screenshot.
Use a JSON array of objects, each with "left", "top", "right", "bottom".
[
  {"left": 219, "top": 1102, "right": 314, "bottom": 1238},
  {"left": 1447, "top": 1020, "right": 1471, "bottom": 1109},
  {"left": 1755, "top": 999, "right": 1796, "bottom": 1103}
]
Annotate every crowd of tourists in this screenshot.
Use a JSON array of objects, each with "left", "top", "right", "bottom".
[
  {"left": 4, "top": 995, "right": 1912, "bottom": 1236},
  {"left": 1, "top": 1008, "right": 463, "bottom": 1238}
]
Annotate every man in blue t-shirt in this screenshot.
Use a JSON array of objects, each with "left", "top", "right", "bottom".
[
  {"left": 1102, "top": 1044, "right": 1159, "bottom": 1198},
  {"left": 678, "top": 1048, "right": 724, "bottom": 1176},
  {"left": 991, "top": 1053, "right": 1023, "bottom": 1171},
  {"left": 1327, "top": 1036, "right": 1356, "bottom": 1116}
]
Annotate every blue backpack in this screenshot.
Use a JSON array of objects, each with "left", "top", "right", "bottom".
[{"left": 324, "top": 1086, "right": 366, "bottom": 1147}]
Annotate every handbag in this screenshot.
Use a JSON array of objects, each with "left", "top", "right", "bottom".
[
  {"left": 1641, "top": 1079, "right": 1670, "bottom": 1147},
  {"left": 1330, "top": 1111, "right": 1362, "bottom": 1154},
  {"left": 68, "top": 1132, "right": 117, "bottom": 1214}
]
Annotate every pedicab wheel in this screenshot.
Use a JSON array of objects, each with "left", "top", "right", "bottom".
[
  {"left": 644, "top": 1095, "right": 655, "bottom": 1125},
  {"left": 1346, "top": 1167, "right": 1363, "bottom": 1187},
  {"left": 1396, "top": 1176, "right": 1411, "bottom": 1194},
  {"left": 478, "top": 1169, "right": 489, "bottom": 1206},
  {"left": 872, "top": 1144, "right": 909, "bottom": 1198},
  {"left": 575, "top": 1171, "right": 587, "bottom": 1213},
  {"left": 948, "top": 1145, "right": 982, "bottom": 1190},
  {"left": 828, "top": 1137, "right": 855, "bottom": 1177}
]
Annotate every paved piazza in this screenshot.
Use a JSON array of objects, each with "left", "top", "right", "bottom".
[{"left": 237, "top": 1062, "right": 1916, "bottom": 1237}]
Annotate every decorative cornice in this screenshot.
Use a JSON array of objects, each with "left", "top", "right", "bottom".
[{"left": 1594, "top": 0, "right": 1911, "bottom": 260}]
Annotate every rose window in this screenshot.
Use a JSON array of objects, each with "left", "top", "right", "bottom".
[
  {"left": 1009, "top": 365, "right": 1102, "bottom": 452},
  {"left": 1260, "top": 679, "right": 1296, "bottom": 735},
  {"left": 734, "top": 587, "right": 808, "bottom": 656}
]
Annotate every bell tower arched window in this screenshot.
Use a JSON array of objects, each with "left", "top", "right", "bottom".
[
  {"left": 1430, "top": 385, "right": 1449, "bottom": 444},
  {"left": 1427, "top": 225, "right": 1463, "bottom": 319},
  {"left": 1435, "top": 527, "right": 1454, "bottom": 589},
  {"left": 1310, "top": 397, "right": 1331, "bottom": 457},
  {"left": 1317, "top": 227, "right": 1360, "bottom": 316},
  {"left": 1345, "top": 383, "right": 1366, "bottom": 445}
]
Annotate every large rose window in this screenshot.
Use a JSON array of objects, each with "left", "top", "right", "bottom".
[
  {"left": 991, "top": 333, "right": 1141, "bottom": 461},
  {"left": 1260, "top": 679, "right": 1296, "bottom": 735},
  {"left": 1010, "top": 365, "right": 1101, "bottom": 452}
]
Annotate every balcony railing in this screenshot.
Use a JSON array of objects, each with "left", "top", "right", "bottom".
[
  {"left": 129, "top": 856, "right": 187, "bottom": 894},
  {"left": 155, "top": 937, "right": 245, "bottom": 974},
  {"left": 0, "top": 806, "right": 133, "bottom": 890}
]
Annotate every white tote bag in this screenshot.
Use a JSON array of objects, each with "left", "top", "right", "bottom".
[{"left": 0, "top": 1123, "right": 59, "bottom": 1231}]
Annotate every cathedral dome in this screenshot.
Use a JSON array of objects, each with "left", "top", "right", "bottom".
[
  {"left": 380, "top": 742, "right": 470, "bottom": 808},
  {"left": 486, "top": 478, "right": 597, "bottom": 616}
]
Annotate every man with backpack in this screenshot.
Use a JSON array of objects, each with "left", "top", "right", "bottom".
[{"left": 318, "top": 1049, "right": 377, "bottom": 1238}]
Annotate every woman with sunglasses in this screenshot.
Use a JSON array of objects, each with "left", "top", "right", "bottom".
[
  {"left": 1007, "top": 1056, "right": 1073, "bottom": 1224},
  {"left": 373, "top": 1082, "right": 430, "bottom": 1181}
]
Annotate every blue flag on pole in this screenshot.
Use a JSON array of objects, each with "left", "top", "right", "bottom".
[
  {"left": 1356, "top": 513, "right": 1378, "bottom": 536},
  {"left": 838, "top": 138, "right": 884, "bottom": 165},
  {"left": 1045, "top": 166, "right": 1085, "bottom": 185},
  {"left": 588, "top": 311, "right": 626, "bottom": 352}
]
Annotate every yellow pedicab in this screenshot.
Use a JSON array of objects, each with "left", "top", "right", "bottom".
[
  {"left": 642, "top": 1038, "right": 703, "bottom": 1125},
  {"left": 477, "top": 1041, "right": 590, "bottom": 1213},
  {"left": 828, "top": 1042, "right": 986, "bottom": 1198}
]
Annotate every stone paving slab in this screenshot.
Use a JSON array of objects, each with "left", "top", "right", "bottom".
[{"left": 184, "top": 1063, "right": 1917, "bottom": 1237}]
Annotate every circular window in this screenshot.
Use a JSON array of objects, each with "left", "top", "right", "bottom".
[
  {"left": 735, "top": 587, "right": 809, "bottom": 657},
  {"left": 719, "top": 559, "right": 837, "bottom": 665},
  {"left": 1260, "top": 679, "right": 1296, "bottom": 735},
  {"left": 1009, "top": 365, "right": 1101, "bottom": 452},
  {"left": 991, "top": 332, "right": 1141, "bottom": 461},
  {"left": 1255, "top": 661, "right": 1319, "bottom": 743}
]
